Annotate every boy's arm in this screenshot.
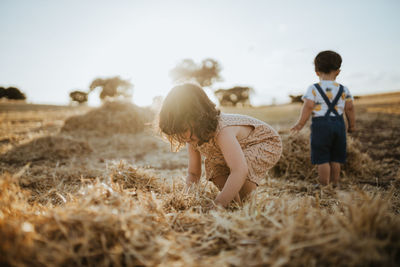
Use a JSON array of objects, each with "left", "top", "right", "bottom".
[
  {"left": 344, "top": 100, "right": 356, "bottom": 132},
  {"left": 186, "top": 143, "right": 202, "bottom": 187},
  {"left": 214, "top": 127, "right": 248, "bottom": 207},
  {"left": 291, "top": 99, "right": 315, "bottom": 133}
]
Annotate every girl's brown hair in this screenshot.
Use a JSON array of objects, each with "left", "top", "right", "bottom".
[{"left": 159, "top": 83, "right": 220, "bottom": 150}]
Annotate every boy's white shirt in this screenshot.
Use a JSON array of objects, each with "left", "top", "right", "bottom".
[{"left": 302, "top": 80, "right": 353, "bottom": 117}]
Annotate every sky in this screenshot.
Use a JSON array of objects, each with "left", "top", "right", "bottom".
[{"left": 1, "top": 0, "right": 400, "bottom": 106}]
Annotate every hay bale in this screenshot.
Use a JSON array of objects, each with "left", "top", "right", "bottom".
[
  {"left": 271, "top": 131, "right": 316, "bottom": 180},
  {"left": 271, "top": 131, "right": 382, "bottom": 181},
  {"left": 0, "top": 136, "right": 92, "bottom": 165},
  {"left": 344, "top": 137, "right": 380, "bottom": 179},
  {"left": 61, "top": 101, "right": 152, "bottom": 136},
  {"left": 1, "top": 167, "right": 399, "bottom": 266}
]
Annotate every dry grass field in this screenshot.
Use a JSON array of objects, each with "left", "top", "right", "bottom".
[{"left": 1, "top": 93, "right": 400, "bottom": 266}]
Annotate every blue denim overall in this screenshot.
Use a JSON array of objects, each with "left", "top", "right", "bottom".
[{"left": 310, "top": 83, "right": 346, "bottom": 164}]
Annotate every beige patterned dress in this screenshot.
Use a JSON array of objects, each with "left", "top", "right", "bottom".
[{"left": 194, "top": 113, "right": 282, "bottom": 185}]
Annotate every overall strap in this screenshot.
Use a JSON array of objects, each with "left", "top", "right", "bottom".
[
  {"left": 313, "top": 83, "right": 344, "bottom": 117},
  {"left": 329, "top": 85, "right": 344, "bottom": 116}
]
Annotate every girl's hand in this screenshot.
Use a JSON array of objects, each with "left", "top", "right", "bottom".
[
  {"left": 205, "top": 201, "right": 217, "bottom": 211},
  {"left": 183, "top": 183, "right": 191, "bottom": 194},
  {"left": 205, "top": 200, "right": 224, "bottom": 211},
  {"left": 184, "top": 177, "right": 196, "bottom": 194}
]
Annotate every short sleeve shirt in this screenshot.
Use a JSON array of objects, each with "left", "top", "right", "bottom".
[{"left": 302, "top": 80, "right": 353, "bottom": 117}]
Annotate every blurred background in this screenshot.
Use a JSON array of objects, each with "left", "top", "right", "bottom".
[{"left": 1, "top": 0, "right": 399, "bottom": 106}]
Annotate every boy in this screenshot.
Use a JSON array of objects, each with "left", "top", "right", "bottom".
[{"left": 291, "top": 50, "right": 356, "bottom": 186}]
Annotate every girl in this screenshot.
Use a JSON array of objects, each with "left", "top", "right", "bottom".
[{"left": 159, "top": 83, "right": 282, "bottom": 207}]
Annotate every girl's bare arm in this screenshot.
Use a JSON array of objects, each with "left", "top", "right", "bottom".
[
  {"left": 215, "top": 127, "right": 248, "bottom": 207},
  {"left": 186, "top": 143, "right": 202, "bottom": 186}
]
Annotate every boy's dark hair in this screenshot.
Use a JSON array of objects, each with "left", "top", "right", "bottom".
[
  {"left": 314, "top": 50, "right": 342, "bottom": 74},
  {"left": 159, "top": 83, "right": 220, "bottom": 150}
]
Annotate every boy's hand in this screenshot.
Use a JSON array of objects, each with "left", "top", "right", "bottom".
[
  {"left": 348, "top": 126, "right": 356, "bottom": 133},
  {"left": 290, "top": 99, "right": 314, "bottom": 135},
  {"left": 290, "top": 123, "right": 304, "bottom": 134}
]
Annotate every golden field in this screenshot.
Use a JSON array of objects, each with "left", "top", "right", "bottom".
[{"left": 0, "top": 92, "right": 399, "bottom": 266}]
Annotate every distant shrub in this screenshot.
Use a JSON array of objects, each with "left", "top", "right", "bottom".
[
  {"left": 0, "top": 87, "right": 26, "bottom": 100},
  {"left": 214, "top": 86, "right": 252, "bottom": 107},
  {"left": 69, "top": 90, "right": 88, "bottom": 104},
  {"left": 89, "top": 76, "right": 132, "bottom": 102},
  {"left": 169, "top": 58, "right": 222, "bottom": 87},
  {"left": 289, "top": 94, "right": 303, "bottom": 103}
]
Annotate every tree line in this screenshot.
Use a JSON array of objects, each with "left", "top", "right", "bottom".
[
  {"left": 2, "top": 58, "right": 305, "bottom": 106},
  {"left": 70, "top": 58, "right": 253, "bottom": 107}
]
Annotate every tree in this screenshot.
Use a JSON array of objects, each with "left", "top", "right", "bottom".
[
  {"left": 0, "top": 87, "right": 26, "bottom": 100},
  {"left": 289, "top": 94, "right": 303, "bottom": 103},
  {"left": 0, "top": 87, "right": 5, "bottom": 98},
  {"left": 151, "top": 95, "right": 163, "bottom": 112},
  {"left": 214, "top": 86, "right": 252, "bottom": 107},
  {"left": 69, "top": 90, "right": 88, "bottom": 104},
  {"left": 169, "top": 58, "right": 222, "bottom": 87},
  {"left": 89, "top": 76, "right": 133, "bottom": 101}
]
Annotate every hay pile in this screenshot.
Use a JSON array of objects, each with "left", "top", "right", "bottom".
[
  {"left": 271, "top": 131, "right": 384, "bottom": 183},
  {"left": 61, "top": 101, "right": 152, "bottom": 136},
  {"left": 2, "top": 101, "right": 399, "bottom": 266},
  {"left": 0, "top": 136, "right": 91, "bottom": 165},
  {"left": 271, "top": 131, "right": 315, "bottom": 180},
  {"left": 1, "top": 164, "right": 399, "bottom": 266}
]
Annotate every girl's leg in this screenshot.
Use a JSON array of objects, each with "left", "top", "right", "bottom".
[
  {"left": 211, "top": 175, "right": 241, "bottom": 204},
  {"left": 239, "top": 180, "right": 257, "bottom": 201},
  {"left": 317, "top": 163, "right": 330, "bottom": 185},
  {"left": 330, "top": 162, "right": 341, "bottom": 185}
]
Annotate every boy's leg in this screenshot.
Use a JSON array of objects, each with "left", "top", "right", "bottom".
[
  {"left": 317, "top": 163, "right": 330, "bottom": 185},
  {"left": 330, "top": 119, "right": 346, "bottom": 185},
  {"left": 211, "top": 175, "right": 241, "bottom": 204},
  {"left": 311, "top": 120, "right": 332, "bottom": 186},
  {"left": 330, "top": 162, "right": 341, "bottom": 184}
]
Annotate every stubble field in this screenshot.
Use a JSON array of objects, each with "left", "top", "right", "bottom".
[{"left": 1, "top": 93, "right": 399, "bottom": 266}]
